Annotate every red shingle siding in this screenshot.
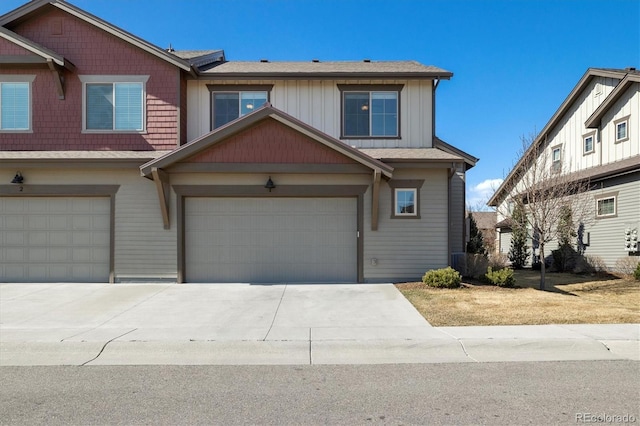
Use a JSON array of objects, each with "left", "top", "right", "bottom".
[
  {"left": 0, "top": 37, "right": 32, "bottom": 55},
  {"left": 187, "top": 119, "right": 356, "bottom": 164},
  {"left": 1, "top": 8, "right": 181, "bottom": 151}
]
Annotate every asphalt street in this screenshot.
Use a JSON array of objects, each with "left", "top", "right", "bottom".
[{"left": 2, "top": 361, "right": 639, "bottom": 425}]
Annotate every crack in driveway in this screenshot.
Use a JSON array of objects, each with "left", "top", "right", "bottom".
[
  {"left": 80, "top": 328, "right": 137, "bottom": 366},
  {"left": 262, "top": 284, "right": 287, "bottom": 341}
]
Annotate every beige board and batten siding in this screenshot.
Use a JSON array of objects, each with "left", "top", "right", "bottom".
[
  {"left": 363, "top": 169, "right": 449, "bottom": 282},
  {"left": 601, "top": 82, "right": 639, "bottom": 164},
  {"left": 186, "top": 79, "right": 434, "bottom": 149}
]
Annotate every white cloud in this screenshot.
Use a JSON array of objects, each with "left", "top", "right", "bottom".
[{"left": 467, "top": 178, "right": 503, "bottom": 210}]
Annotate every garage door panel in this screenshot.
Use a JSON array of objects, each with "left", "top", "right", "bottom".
[
  {"left": 0, "top": 197, "right": 110, "bottom": 283},
  {"left": 186, "top": 197, "right": 357, "bottom": 283}
]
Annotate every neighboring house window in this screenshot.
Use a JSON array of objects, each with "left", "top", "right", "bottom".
[
  {"left": 583, "top": 134, "right": 594, "bottom": 154},
  {"left": 0, "top": 76, "right": 35, "bottom": 132},
  {"left": 388, "top": 179, "right": 424, "bottom": 219},
  {"left": 207, "top": 85, "right": 273, "bottom": 129},
  {"left": 596, "top": 195, "right": 617, "bottom": 218},
  {"left": 551, "top": 146, "right": 562, "bottom": 172},
  {"left": 615, "top": 117, "right": 629, "bottom": 142},
  {"left": 80, "top": 75, "right": 149, "bottom": 132},
  {"left": 338, "top": 84, "right": 403, "bottom": 138}
]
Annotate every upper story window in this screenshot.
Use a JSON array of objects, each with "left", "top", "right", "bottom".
[
  {"left": 551, "top": 145, "right": 562, "bottom": 172},
  {"left": 0, "top": 76, "right": 35, "bottom": 132},
  {"left": 615, "top": 116, "right": 629, "bottom": 142},
  {"left": 207, "top": 85, "right": 273, "bottom": 130},
  {"left": 80, "top": 75, "right": 148, "bottom": 132},
  {"left": 583, "top": 133, "right": 595, "bottom": 155},
  {"left": 338, "top": 84, "right": 403, "bottom": 139}
]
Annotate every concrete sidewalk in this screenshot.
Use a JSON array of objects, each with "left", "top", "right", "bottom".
[{"left": 1, "top": 283, "right": 638, "bottom": 366}]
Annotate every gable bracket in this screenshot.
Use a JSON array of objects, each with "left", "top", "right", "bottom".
[
  {"left": 151, "top": 167, "right": 171, "bottom": 229},
  {"left": 47, "top": 59, "right": 66, "bottom": 100},
  {"left": 371, "top": 169, "right": 382, "bottom": 231}
]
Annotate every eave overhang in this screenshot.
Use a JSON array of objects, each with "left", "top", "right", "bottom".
[
  {"left": 488, "top": 67, "right": 630, "bottom": 207},
  {"left": 139, "top": 103, "right": 394, "bottom": 179},
  {"left": 0, "top": 0, "right": 193, "bottom": 73},
  {"left": 586, "top": 73, "right": 640, "bottom": 128}
]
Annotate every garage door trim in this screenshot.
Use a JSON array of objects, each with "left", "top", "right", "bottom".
[
  {"left": 174, "top": 184, "right": 367, "bottom": 284},
  {"left": 0, "top": 184, "right": 119, "bottom": 283}
]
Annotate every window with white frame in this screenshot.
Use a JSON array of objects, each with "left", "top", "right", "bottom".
[
  {"left": 388, "top": 179, "right": 424, "bottom": 219},
  {"left": 207, "top": 85, "right": 272, "bottom": 129},
  {"left": 80, "top": 76, "right": 148, "bottom": 132},
  {"left": 395, "top": 189, "right": 417, "bottom": 216},
  {"left": 551, "top": 146, "right": 561, "bottom": 172},
  {"left": 583, "top": 134, "right": 594, "bottom": 154},
  {"left": 0, "top": 75, "right": 35, "bottom": 131},
  {"left": 596, "top": 195, "right": 616, "bottom": 218},
  {"left": 338, "top": 84, "right": 403, "bottom": 138},
  {"left": 615, "top": 117, "right": 629, "bottom": 142}
]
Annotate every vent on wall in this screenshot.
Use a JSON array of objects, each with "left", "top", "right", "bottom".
[{"left": 51, "top": 19, "right": 62, "bottom": 35}]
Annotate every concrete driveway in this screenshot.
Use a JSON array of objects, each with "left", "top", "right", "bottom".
[
  {"left": 2, "top": 283, "right": 638, "bottom": 366},
  {"left": 0, "top": 282, "right": 441, "bottom": 343}
]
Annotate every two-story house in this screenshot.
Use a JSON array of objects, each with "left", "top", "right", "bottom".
[
  {"left": 1, "top": 0, "right": 477, "bottom": 284},
  {"left": 489, "top": 68, "right": 640, "bottom": 270}
]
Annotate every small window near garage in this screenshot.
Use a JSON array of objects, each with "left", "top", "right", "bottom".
[
  {"left": 388, "top": 179, "right": 424, "bottom": 219},
  {"left": 596, "top": 195, "right": 617, "bottom": 218},
  {"left": 207, "top": 85, "right": 273, "bottom": 129},
  {"left": 583, "top": 134, "right": 594, "bottom": 155},
  {"left": 615, "top": 117, "right": 629, "bottom": 142},
  {"left": 395, "top": 189, "right": 417, "bottom": 216}
]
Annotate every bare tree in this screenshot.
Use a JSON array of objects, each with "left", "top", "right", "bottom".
[{"left": 498, "top": 133, "right": 593, "bottom": 290}]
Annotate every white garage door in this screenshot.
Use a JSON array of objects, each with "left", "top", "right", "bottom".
[
  {"left": 0, "top": 197, "right": 110, "bottom": 282},
  {"left": 185, "top": 197, "right": 357, "bottom": 283}
]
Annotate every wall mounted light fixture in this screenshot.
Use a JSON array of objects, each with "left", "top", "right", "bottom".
[
  {"left": 11, "top": 172, "right": 24, "bottom": 184},
  {"left": 265, "top": 176, "right": 276, "bottom": 192}
]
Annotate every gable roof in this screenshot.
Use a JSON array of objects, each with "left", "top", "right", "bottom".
[
  {"left": 0, "top": 0, "right": 192, "bottom": 72},
  {"left": 488, "top": 67, "right": 632, "bottom": 207},
  {"left": 0, "top": 26, "right": 72, "bottom": 68},
  {"left": 140, "top": 103, "right": 394, "bottom": 178},
  {"left": 586, "top": 70, "right": 640, "bottom": 128},
  {"left": 197, "top": 60, "right": 453, "bottom": 80}
]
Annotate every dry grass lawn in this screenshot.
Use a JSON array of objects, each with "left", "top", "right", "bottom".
[{"left": 396, "top": 270, "right": 640, "bottom": 326}]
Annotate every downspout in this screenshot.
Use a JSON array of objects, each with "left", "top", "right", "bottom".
[
  {"left": 448, "top": 164, "right": 455, "bottom": 266},
  {"left": 432, "top": 79, "right": 439, "bottom": 146}
]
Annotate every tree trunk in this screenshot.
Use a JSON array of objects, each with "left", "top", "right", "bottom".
[{"left": 539, "top": 243, "right": 546, "bottom": 290}]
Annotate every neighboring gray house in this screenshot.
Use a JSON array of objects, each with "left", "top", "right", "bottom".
[
  {"left": 0, "top": 0, "right": 477, "bottom": 283},
  {"left": 489, "top": 68, "right": 640, "bottom": 269}
]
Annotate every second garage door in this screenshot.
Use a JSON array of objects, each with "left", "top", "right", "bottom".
[{"left": 185, "top": 197, "right": 357, "bottom": 283}]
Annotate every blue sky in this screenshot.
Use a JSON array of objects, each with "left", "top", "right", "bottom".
[{"left": 2, "top": 0, "right": 639, "bottom": 208}]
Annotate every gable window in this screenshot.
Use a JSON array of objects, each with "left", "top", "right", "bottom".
[
  {"left": 0, "top": 76, "right": 35, "bottom": 132},
  {"left": 80, "top": 75, "right": 148, "bottom": 132},
  {"left": 596, "top": 195, "right": 617, "bottom": 218},
  {"left": 338, "top": 84, "right": 403, "bottom": 138},
  {"left": 615, "top": 117, "right": 629, "bottom": 142},
  {"left": 583, "top": 134, "right": 594, "bottom": 154},
  {"left": 388, "top": 179, "right": 424, "bottom": 219},
  {"left": 551, "top": 146, "right": 562, "bottom": 172},
  {"left": 207, "top": 85, "right": 273, "bottom": 129}
]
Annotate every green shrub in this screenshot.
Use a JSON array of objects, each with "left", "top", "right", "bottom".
[
  {"left": 634, "top": 263, "right": 640, "bottom": 281},
  {"left": 422, "top": 267, "right": 461, "bottom": 288},
  {"left": 484, "top": 267, "right": 515, "bottom": 287}
]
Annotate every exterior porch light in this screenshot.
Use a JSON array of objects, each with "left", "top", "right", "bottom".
[
  {"left": 11, "top": 172, "right": 24, "bottom": 184},
  {"left": 265, "top": 176, "right": 276, "bottom": 192}
]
